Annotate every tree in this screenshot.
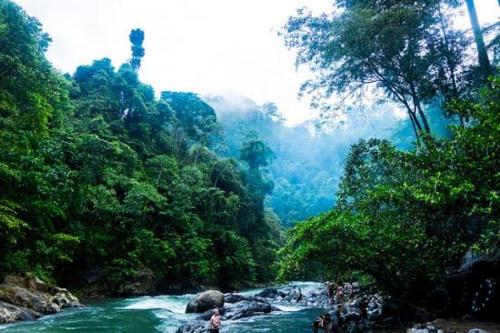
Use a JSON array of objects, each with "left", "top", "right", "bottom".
[
  {"left": 464, "top": 0, "right": 493, "bottom": 79},
  {"left": 161, "top": 91, "right": 218, "bottom": 145},
  {"left": 240, "top": 132, "right": 275, "bottom": 170},
  {"left": 282, "top": 1, "right": 469, "bottom": 141},
  {"left": 129, "top": 28, "right": 145, "bottom": 70}
]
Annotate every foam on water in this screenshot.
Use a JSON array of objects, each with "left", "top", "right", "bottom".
[
  {"left": 275, "top": 304, "right": 304, "bottom": 312},
  {"left": 122, "top": 295, "right": 192, "bottom": 314}
]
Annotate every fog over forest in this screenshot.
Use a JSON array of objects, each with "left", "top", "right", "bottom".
[{"left": 207, "top": 94, "right": 453, "bottom": 226}]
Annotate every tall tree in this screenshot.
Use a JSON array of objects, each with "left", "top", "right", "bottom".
[
  {"left": 129, "top": 28, "right": 145, "bottom": 70},
  {"left": 282, "top": 1, "right": 468, "bottom": 141},
  {"left": 464, "top": 0, "right": 493, "bottom": 79},
  {"left": 240, "top": 132, "right": 275, "bottom": 171}
]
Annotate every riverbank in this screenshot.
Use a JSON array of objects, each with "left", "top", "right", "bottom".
[{"left": 0, "top": 276, "right": 81, "bottom": 324}]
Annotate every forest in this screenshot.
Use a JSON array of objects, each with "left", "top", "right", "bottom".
[
  {"left": 277, "top": 0, "right": 499, "bottom": 308},
  {"left": 0, "top": 0, "right": 281, "bottom": 293},
  {"left": 0, "top": 0, "right": 499, "bottom": 324}
]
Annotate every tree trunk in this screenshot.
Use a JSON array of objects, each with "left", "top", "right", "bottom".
[
  {"left": 437, "top": 5, "right": 459, "bottom": 96},
  {"left": 465, "top": 0, "right": 492, "bottom": 79},
  {"left": 408, "top": 111, "right": 421, "bottom": 145},
  {"left": 415, "top": 101, "right": 431, "bottom": 133}
]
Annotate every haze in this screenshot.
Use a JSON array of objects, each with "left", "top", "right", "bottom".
[{"left": 13, "top": 0, "right": 499, "bottom": 124}]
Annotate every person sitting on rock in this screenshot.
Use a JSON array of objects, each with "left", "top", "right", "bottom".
[
  {"left": 326, "top": 282, "right": 332, "bottom": 299},
  {"left": 336, "top": 286, "right": 344, "bottom": 303},
  {"left": 209, "top": 308, "right": 221, "bottom": 333},
  {"left": 327, "top": 282, "right": 337, "bottom": 303},
  {"left": 344, "top": 283, "right": 353, "bottom": 299}
]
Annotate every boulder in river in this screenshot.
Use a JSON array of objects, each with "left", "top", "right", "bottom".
[
  {"left": 223, "top": 299, "right": 274, "bottom": 320},
  {"left": 186, "top": 290, "right": 224, "bottom": 313},
  {"left": 175, "top": 319, "right": 208, "bottom": 333},
  {"left": 178, "top": 297, "right": 277, "bottom": 333},
  {"left": 224, "top": 293, "right": 248, "bottom": 303},
  {"left": 255, "top": 287, "right": 280, "bottom": 298}
]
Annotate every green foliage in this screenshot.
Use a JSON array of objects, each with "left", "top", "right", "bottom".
[
  {"left": 0, "top": 0, "right": 281, "bottom": 291},
  {"left": 282, "top": 0, "right": 472, "bottom": 139},
  {"left": 279, "top": 79, "right": 499, "bottom": 298},
  {"left": 240, "top": 132, "right": 275, "bottom": 170}
]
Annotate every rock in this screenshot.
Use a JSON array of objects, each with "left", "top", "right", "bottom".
[
  {"left": 224, "top": 293, "right": 247, "bottom": 303},
  {"left": 196, "top": 308, "right": 226, "bottom": 321},
  {"left": 0, "top": 275, "right": 80, "bottom": 324},
  {"left": 0, "top": 301, "right": 41, "bottom": 323},
  {"left": 468, "top": 329, "right": 489, "bottom": 333},
  {"left": 175, "top": 319, "right": 207, "bottom": 333},
  {"left": 255, "top": 287, "right": 279, "bottom": 298},
  {"left": 51, "top": 287, "right": 80, "bottom": 309},
  {"left": 223, "top": 300, "right": 274, "bottom": 320},
  {"left": 407, "top": 322, "right": 445, "bottom": 333},
  {"left": 186, "top": 290, "right": 224, "bottom": 313},
  {"left": 0, "top": 284, "right": 59, "bottom": 314},
  {"left": 4, "top": 276, "right": 50, "bottom": 294}
]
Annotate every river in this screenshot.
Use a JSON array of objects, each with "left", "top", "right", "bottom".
[{"left": 0, "top": 282, "right": 325, "bottom": 333}]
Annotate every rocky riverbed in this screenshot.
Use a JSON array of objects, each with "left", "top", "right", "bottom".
[
  {"left": 176, "top": 283, "right": 390, "bottom": 332},
  {"left": 176, "top": 282, "right": 499, "bottom": 333}
]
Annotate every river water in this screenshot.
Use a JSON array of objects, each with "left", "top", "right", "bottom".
[{"left": 0, "top": 282, "right": 325, "bottom": 333}]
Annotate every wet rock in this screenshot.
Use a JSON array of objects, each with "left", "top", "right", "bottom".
[
  {"left": 408, "top": 322, "right": 445, "bottom": 333},
  {"left": 179, "top": 296, "right": 277, "bottom": 332},
  {"left": 196, "top": 307, "right": 226, "bottom": 321},
  {"left": 255, "top": 287, "right": 279, "bottom": 298},
  {"left": 468, "top": 329, "right": 489, "bottom": 333},
  {"left": 186, "top": 290, "right": 224, "bottom": 313},
  {"left": 175, "top": 319, "right": 207, "bottom": 333},
  {"left": 312, "top": 282, "right": 440, "bottom": 332},
  {"left": 224, "top": 293, "right": 247, "bottom": 303},
  {"left": 223, "top": 299, "right": 274, "bottom": 320}
]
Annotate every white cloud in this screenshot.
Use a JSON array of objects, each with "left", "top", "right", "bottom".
[{"left": 13, "top": 0, "right": 499, "bottom": 125}]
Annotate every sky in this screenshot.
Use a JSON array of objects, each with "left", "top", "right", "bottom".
[{"left": 13, "top": 0, "right": 500, "bottom": 125}]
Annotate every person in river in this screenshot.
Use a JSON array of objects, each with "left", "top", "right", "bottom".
[
  {"left": 209, "top": 308, "right": 221, "bottom": 333},
  {"left": 313, "top": 313, "right": 333, "bottom": 333},
  {"left": 297, "top": 288, "right": 303, "bottom": 302}
]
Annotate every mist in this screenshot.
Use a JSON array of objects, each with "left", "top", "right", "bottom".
[{"left": 206, "top": 94, "right": 454, "bottom": 226}]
